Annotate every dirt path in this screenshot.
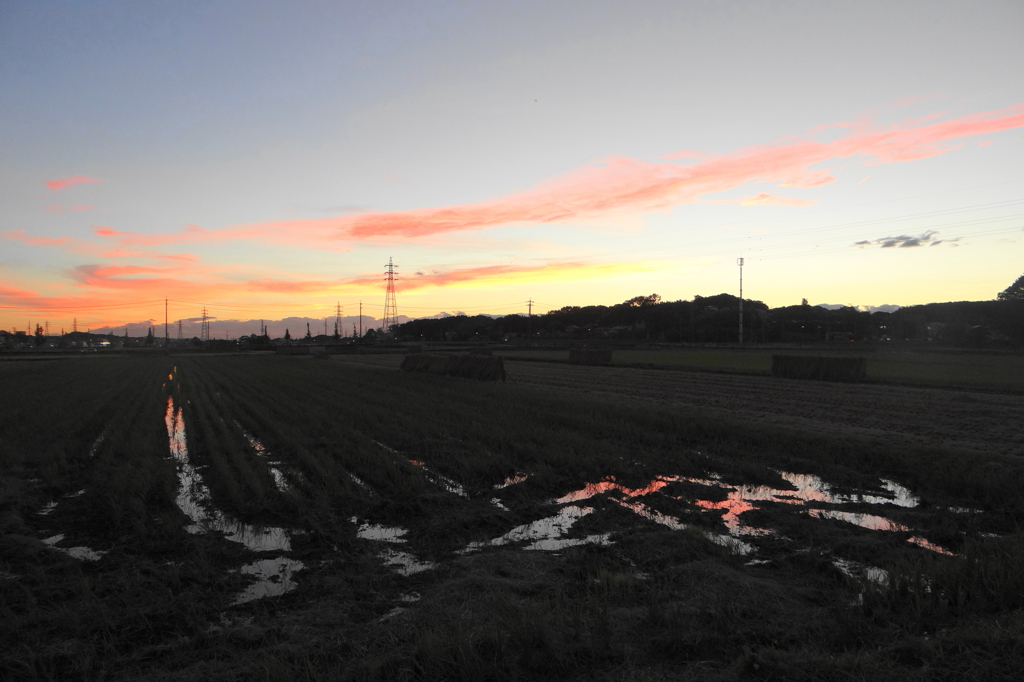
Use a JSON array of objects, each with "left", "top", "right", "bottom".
[{"left": 333, "top": 355, "right": 1024, "bottom": 457}]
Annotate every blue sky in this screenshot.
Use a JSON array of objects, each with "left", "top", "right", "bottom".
[{"left": 2, "top": 0, "right": 1022, "bottom": 334}]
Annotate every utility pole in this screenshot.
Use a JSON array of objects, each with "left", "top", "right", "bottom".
[
  {"left": 178, "top": 319, "right": 183, "bottom": 339},
  {"left": 737, "top": 256, "right": 745, "bottom": 346},
  {"left": 527, "top": 299, "right": 534, "bottom": 342},
  {"left": 74, "top": 317, "right": 77, "bottom": 333},
  {"left": 165, "top": 298, "right": 169, "bottom": 348},
  {"left": 383, "top": 257, "right": 398, "bottom": 333},
  {"left": 359, "top": 301, "right": 362, "bottom": 338}
]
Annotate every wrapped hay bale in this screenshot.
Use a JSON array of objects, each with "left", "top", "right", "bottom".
[
  {"left": 400, "top": 354, "right": 506, "bottom": 381},
  {"left": 771, "top": 355, "right": 867, "bottom": 382},
  {"left": 401, "top": 354, "right": 450, "bottom": 375},
  {"left": 569, "top": 348, "right": 613, "bottom": 366}
]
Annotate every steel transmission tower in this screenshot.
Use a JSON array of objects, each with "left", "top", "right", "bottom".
[
  {"left": 335, "top": 302, "right": 342, "bottom": 338},
  {"left": 201, "top": 307, "right": 210, "bottom": 341},
  {"left": 383, "top": 257, "right": 399, "bottom": 333}
]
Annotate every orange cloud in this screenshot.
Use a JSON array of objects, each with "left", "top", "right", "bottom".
[
  {"left": 45, "top": 176, "right": 102, "bottom": 191},
  {"left": 0, "top": 229, "right": 73, "bottom": 247}
]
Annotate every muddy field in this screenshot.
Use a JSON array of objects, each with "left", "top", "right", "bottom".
[{"left": 3, "top": 354, "right": 1024, "bottom": 681}]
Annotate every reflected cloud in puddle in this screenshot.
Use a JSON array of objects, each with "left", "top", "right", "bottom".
[
  {"left": 549, "top": 469, "right": 946, "bottom": 556},
  {"left": 908, "top": 536, "right": 954, "bottom": 555},
  {"left": 614, "top": 498, "right": 754, "bottom": 555},
  {"left": 495, "top": 473, "right": 530, "bottom": 490},
  {"left": 233, "top": 557, "right": 305, "bottom": 604},
  {"left": 165, "top": 397, "right": 291, "bottom": 552}
]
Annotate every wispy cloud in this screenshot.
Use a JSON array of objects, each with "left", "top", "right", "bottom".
[
  {"left": 45, "top": 176, "right": 102, "bottom": 191},
  {"left": 854, "top": 231, "right": 961, "bottom": 249},
  {"left": 84, "top": 102, "right": 1022, "bottom": 248}
]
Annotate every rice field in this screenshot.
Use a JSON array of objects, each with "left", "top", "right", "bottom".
[
  {"left": 3, "top": 353, "right": 1024, "bottom": 680},
  {"left": 496, "top": 347, "right": 1024, "bottom": 392}
]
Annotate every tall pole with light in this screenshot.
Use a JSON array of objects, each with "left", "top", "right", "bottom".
[{"left": 737, "top": 258, "right": 744, "bottom": 345}]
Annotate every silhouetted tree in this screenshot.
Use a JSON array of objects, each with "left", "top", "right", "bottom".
[
  {"left": 998, "top": 274, "right": 1024, "bottom": 301},
  {"left": 305, "top": 323, "right": 312, "bottom": 340},
  {"left": 34, "top": 324, "right": 45, "bottom": 346},
  {"left": 145, "top": 327, "right": 154, "bottom": 346},
  {"left": 284, "top": 328, "right": 291, "bottom": 341}
]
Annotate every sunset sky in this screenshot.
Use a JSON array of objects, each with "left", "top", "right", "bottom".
[{"left": 2, "top": 1, "right": 1022, "bottom": 336}]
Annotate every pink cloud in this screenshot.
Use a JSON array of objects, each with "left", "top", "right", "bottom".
[
  {"left": 92, "top": 226, "right": 129, "bottom": 237},
  {"left": 979, "top": 139, "right": 993, "bottom": 147},
  {"left": 20, "top": 102, "right": 1024, "bottom": 252},
  {"left": 45, "top": 176, "right": 102, "bottom": 191},
  {"left": 0, "top": 229, "right": 73, "bottom": 247},
  {"left": 859, "top": 175, "right": 871, "bottom": 184},
  {"left": 176, "top": 102, "right": 1016, "bottom": 244}
]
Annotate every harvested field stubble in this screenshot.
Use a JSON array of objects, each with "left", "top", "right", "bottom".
[{"left": 2, "top": 354, "right": 1023, "bottom": 680}]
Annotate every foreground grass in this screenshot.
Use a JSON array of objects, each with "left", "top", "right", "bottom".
[
  {"left": 498, "top": 347, "right": 1024, "bottom": 391},
  {"left": 2, "top": 355, "right": 1023, "bottom": 680}
]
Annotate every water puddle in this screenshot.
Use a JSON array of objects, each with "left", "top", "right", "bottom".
[
  {"left": 808, "top": 509, "right": 910, "bottom": 532},
  {"left": 833, "top": 557, "right": 889, "bottom": 586},
  {"left": 556, "top": 476, "right": 674, "bottom": 504},
  {"left": 407, "top": 459, "right": 468, "bottom": 498},
  {"left": 495, "top": 473, "right": 530, "bottom": 490},
  {"left": 351, "top": 517, "right": 436, "bottom": 574},
  {"left": 87, "top": 432, "right": 105, "bottom": 458},
  {"left": 353, "top": 518, "right": 408, "bottom": 543},
  {"left": 233, "top": 557, "right": 305, "bottom": 604},
  {"left": 38, "top": 501, "right": 58, "bottom": 516},
  {"left": 235, "top": 422, "right": 289, "bottom": 493},
  {"left": 379, "top": 548, "right": 436, "bottom": 575},
  {"left": 548, "top": 469, "right": 947, "bottom": 557},
  {"left": 908, "top": 536, "right": 954, "bottom": 555},
  {"left": 463, "top": 505, "right": 606, "bottom": 552},
  {"left": 490, "top": 498, "right": 510, "bottom": 511},
  {"left": 614, "top": 498, "right": 754, "bottom": 554},
  {"left": 164, "top": 397, "right": 291, "bottom": 552},
  {"left": 42, "top": 534, "right": 105, "bottom": 562},
  {"left": 374, "top": 440, "right": 469, "bottom": 498},
  {"left": 349, "top": 473, "right": 374, "bottom": 494}
]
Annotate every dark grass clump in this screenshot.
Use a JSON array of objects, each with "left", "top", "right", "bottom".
[{"left": 401, "top": 354, "right": 506, "bottom": 381}]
